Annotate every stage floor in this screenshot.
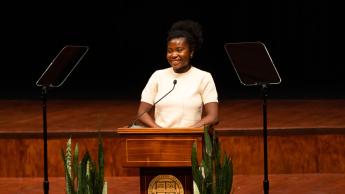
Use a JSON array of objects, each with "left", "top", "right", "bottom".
[
  {"left": 1, "top": 99, "right": 345, "bottom": 133},
  {"left": 1, "top": 174, "right": 344, "bottom": 194}
]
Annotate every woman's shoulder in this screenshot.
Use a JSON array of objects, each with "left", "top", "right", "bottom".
[{"left": 147, "top": 67, "right": 173, "bottom": 81}]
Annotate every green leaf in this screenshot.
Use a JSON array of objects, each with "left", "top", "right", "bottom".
[
  {"left": 191, "top": 126, "right": 234, "bottom": 194},
  {"left": 73, "top": 143, "right": 79, "bottom": 184},
  {"left": 191, "top": 142, "right": 203, "bottom": 192},
  {"left": 204, "top": 127, "right": 212, "bottom": 157},
  {"left": 61, "top": 140, "right": 76, "bottom": 194},
  {"left": 80, "top": 151, "right": 91, "bottom": 194},
  {"left": 61, "top": 148, "right": 73, "bottom": 194},
  {"left": 96, "top": 136, "right": 105, "bottom": 194}
]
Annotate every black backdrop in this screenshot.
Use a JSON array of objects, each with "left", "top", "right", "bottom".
[{"left": 1, "top": 1, "right": 344, "bottom": 100}]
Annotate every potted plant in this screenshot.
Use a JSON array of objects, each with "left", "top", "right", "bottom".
[
  {"left": 61, "top": 136, "right": 107, "bottom": 194},
  {"left": 191, "top": 126, "right": 233, "bottom": 194}
]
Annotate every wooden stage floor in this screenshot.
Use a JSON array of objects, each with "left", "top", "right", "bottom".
[
  {"left": 1, "top": 99, "right": 345, "bottom": 133},
  {"left": 1, "top": 174, "right": 345, "bottom": 194},
  {"left": 1, "top": 99, "right": 345, "bottom": 193}
]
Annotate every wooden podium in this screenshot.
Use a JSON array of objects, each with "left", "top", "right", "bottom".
[{"left": 117, "top": 127, "right": 203, "bottom": 194}]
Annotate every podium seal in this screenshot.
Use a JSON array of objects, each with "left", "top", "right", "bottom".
[{"left": 148, "top": 174, "right": 184, "bottom": 194}]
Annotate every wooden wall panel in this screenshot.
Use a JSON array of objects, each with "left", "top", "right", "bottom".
[
  {"left": 1, "top": 134, "right": 345, "bottom": 177},
  {"left": 268, "top": 135, "right": 319, "bottom": 173},
  {"left": 318, "top": 135, "right": 345, "bottom": 173},
  {"left": 219, "top": 135, "right": 345, "bottom": 174},
  {"left": 0, "top": 137, "right": 139, "bottom": 177},
  {"left": 219, "top": 136, "right": 263, "bottom": 174}
]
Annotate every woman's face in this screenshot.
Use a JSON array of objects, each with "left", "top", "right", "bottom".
[{"left": 167, "top": 37, "right": 193, "bottom": 73}]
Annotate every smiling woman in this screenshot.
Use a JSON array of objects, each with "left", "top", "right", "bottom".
[
  {"left": 133, "top": 20, "right": 219, "bottom": 129},
  {"left": 166, "top": 20, "right": 202, "bottom": 73},
  {"left": 167, "top": 37, "right": 192, "bottom": 73}
]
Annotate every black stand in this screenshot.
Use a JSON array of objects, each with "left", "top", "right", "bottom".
[
  {"left": 262, "top": 84, "right": 269, "bottom": 194},
  {"left": 42, "top": 86, "right": 49, "bottom": 194},
  {"left": 224, "top": 42, "right": 281, "bottom": 194},
  {"left": 36, "top": 45, "right": 89, "bottom": 194}
]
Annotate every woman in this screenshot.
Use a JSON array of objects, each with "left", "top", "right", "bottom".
[{"left": 136, "top": 20, "right": 219, "bottom": 128}]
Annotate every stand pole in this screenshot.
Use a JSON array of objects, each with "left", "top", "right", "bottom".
[
  {"left": 42, "top": 86, "right": 49, "bottom": 194},
  {"left": 262, "top": 84, "right": 269, "bottom": 194}
]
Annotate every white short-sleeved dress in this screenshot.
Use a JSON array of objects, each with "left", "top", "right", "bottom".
[{"left": 141, "top": 66, "right": 218, "bottom": 128}]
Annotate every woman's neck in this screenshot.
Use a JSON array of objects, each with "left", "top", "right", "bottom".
[{"left": 173, "top": 64, "right": 191, "bottom": 73}]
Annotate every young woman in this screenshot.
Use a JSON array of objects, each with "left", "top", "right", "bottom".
[{"left": 136, "top": 20, "right": 219, "bottom": 128}]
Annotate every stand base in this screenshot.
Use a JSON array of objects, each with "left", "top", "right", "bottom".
[
  {"left": 264, "top": 179, "right": 269, "bottom": 194},
  {"left": 43, "top": 181, "right": 49, "bottom": 194}
]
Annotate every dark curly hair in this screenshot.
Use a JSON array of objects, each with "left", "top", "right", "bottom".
[{"left": 167, "top": 20, "right": 203, "bottom": 54}]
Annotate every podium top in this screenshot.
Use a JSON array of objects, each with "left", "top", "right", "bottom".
[{"left": 116, "top": 127, "right": 203, "bottom": 134}]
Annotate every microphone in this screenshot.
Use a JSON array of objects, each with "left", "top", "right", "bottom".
[{"left": 128, "top": 79, "right": 177, "bottom": 127}]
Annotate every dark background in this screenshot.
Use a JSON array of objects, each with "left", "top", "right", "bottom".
[{"left": 1, "top": 1, "right": 344, "bottom": 100}]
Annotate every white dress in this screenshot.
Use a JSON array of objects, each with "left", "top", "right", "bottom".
[{"left": 141, "top": 66, "right": 218, "bottom": 128}]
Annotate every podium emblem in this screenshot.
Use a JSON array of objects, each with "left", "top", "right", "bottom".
[{"left": 148, "top": 174, "right": 184, "bottom": 194}]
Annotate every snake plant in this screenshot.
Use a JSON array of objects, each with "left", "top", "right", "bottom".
[
  {"left": 191, "top": 126, "right": 233, "bottom": 194},
  {"left": 61, "top": 136, "right": 107, "bottom": 194}
]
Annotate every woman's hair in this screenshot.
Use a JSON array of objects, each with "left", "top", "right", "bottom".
[{"left": 167, "top": 20, "right": 203, "bottom": 53}]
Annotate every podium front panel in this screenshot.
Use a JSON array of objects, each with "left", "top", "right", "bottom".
[
  {"left": 117, "top": 127, "right": 203, "bottom": 167},
  {"left": 122, "top": 135, "right": 202, "bottom": 167}
]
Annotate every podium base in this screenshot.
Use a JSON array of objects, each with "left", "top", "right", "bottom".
[{"left": 140, "top": 167, "right": 193, "bottom": 194}]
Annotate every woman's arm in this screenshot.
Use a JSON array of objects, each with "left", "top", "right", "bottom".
[
  {"left": 137, "top": 101, "right": 161, "bottom": 128},
  {"left": 190, "top": 102, "right": 219, "bottom": 128}
]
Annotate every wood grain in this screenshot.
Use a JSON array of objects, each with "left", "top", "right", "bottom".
[{"left": 1, "top": 99, "right": 345, "bottom": 177}]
